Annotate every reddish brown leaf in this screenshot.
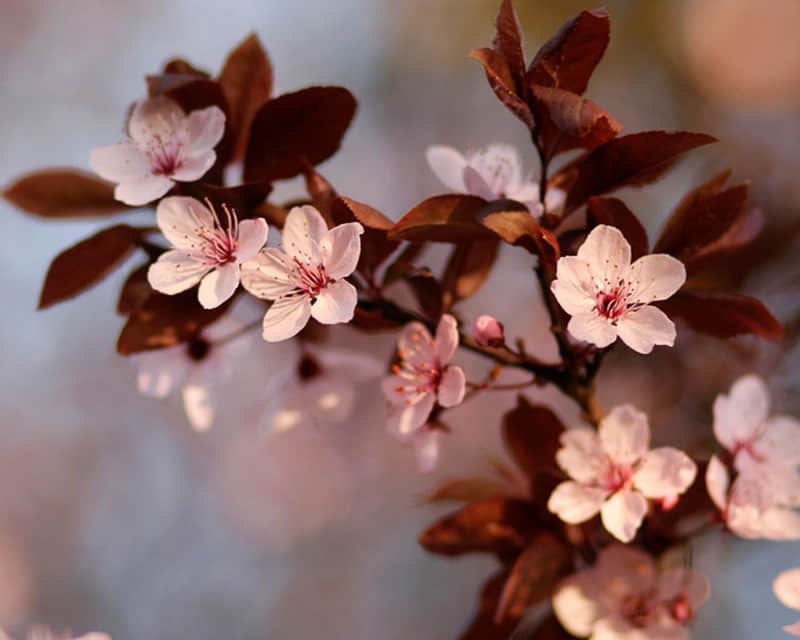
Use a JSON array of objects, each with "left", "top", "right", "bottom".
[
  {"left": 3, "top": 169, "right": 129, "bottom": 219},
  {"left": 243, "top": 86, "right": 357, "bottom": 182},
  {"left": 554, "top": 131, "right": 717, "bottom": 214},
  {"left": 252, "top": 201, "right": 289, "bottom": 228},
  {"left": 162, "top": 58, "right": 209, "bottom": 77},
  {"left": 502, "top": 396, "right": 565, "bottom": 481},
  {"left": 659, "top": 290, "right": 782, "bottom": 340},
  {"left": 586, "top": 197, "right": 649, "bottom": 260},
  {"left": 470, "top": 48, "right": 535, "bottom": 130},
  {"left": 117, "top": 263, "right": 152, "bottom": 315},
  {"left": 184, "top": 180, "right": 272, "bottom": 217},
  {"left": 382, "top": 242, "right": 427, "bottom": 287},
  {"left": 495, "top": 532, "right": 572, "bottom": 623},
  {"left": 458, "top": 572, "right": 518, "bottom": 640},
  {"left": 218, "top": 33, "right": 273, "bottom": 161},
  {"left": 441, "top": 239, "right": 501, "bottom": 308},
  {"left": 423, "top": 477, "right": 512, "bottom": 504},
  {"left": 389, "top": 195, "right": 494, "bottom": 243},
  {"left": 478, "top": 199, "right": 560, "bottom": 262},
  {"left": 117, "top": 290, "right": 230, "bottom": 355},
  {"left": 406, "top": 272, "right": 444, "bottom": 320},
  {"left": 350, "top": 304, "right": 403, "bottom": 331},
  {"left": 493, "top": 0, "right": 526, "bottom": 92},
  {"left": 528, "top": 8, "right": 610, "bottom": 95},
  {"left": 302, "top": 165, "right": 338, "bottom": 225},
  {"left": 418, "top": 497, "right": 538, "bottom": 556},
  {"left": 38, "top": 225, "right": 142, "bottom": 309}
]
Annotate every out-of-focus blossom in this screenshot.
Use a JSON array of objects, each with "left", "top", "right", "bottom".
[
  {"left": 552, "top": 545, "right": 709, "bottom": 639},
  {"left": 147, "top": 196, "right": 268, "bottom": 309},
  {"left": 774, "top": 568, "right": 800, "bottom": 636},
  {"left": 473, "top": 314, "right": 505, "bottom": 348},
  {"left": 4, "top": 628, "right": 110, "bottom": 640},
  {"left": 548, "top": 405, "right": 697, "bottom": 542},
  {"left": 381, "top": 314, "right": 465, "bottom": 440},
  {"left": 551, "top": 225, "right": 686, "bottom": 354},
  {"left": 425, "top": 143, "right": 565, "bottom": 215},
  {"left": 90, "top": 96, "right": 224, "bottom": 205},
  {"left": 241, "top": 205, "right": 363, "bottom": 342}
]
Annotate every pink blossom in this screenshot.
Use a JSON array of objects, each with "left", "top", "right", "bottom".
[
  {"left": 90, "top": 96, "right": 225, "bottom": 205},
  {"left": 425, "top": 143, "right": 565, "bottom": 215},
  {"left": 774, "top": 568, "right": 800, "bottom": 636},
  {"left": 552, "top": 545, "right": 709, "bottom": 640},
  {"left": 548, "top": 405, "right": 697, "bottom": 542},
  {"left": 473, "top": 314, "right": 505, "bottom": 348},
  {"left": 6, "top": 628, "right": 110, "bottom": 640},
  {"left": 241, "top": 205, "right": 364, "bottom": 342},
  {"left": 551, "top": 225, "right": 686, "bottom": 354},
  {"left": 147, "top": 196, "right": 267, "bottom": 309},
  {"left": 381, "top": 314, "right": 466, "bottom": 441}
]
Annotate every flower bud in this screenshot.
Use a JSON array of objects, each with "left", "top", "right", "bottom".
[{"left": 473, "top": 315, "right": 505, "bottom": 348}]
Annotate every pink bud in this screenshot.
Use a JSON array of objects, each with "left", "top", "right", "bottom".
[
  {"left": 659, "top": 494, "right": 679, "bottom": 511},
  {"left": 473, "top": 315, "right": 505, "bottom": 348}
]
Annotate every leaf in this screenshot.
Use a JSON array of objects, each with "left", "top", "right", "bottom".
[
  {"left": 478, "top": 199, "right": 560, "bottom": 261},
  {"left": 117, "top": 263, "right": 152, "bottom": 314},
  {"left": 502, "top": 396, "right": 565, "bottom": 481},
  {"left": 3, "top": 169, "right": 129, "bottom": 219},
  {"left": 658, "top": 290, "right": 782, "bottom": 340},
  {"left": 441, "top": 238, "right": 501, "bottom": 308},
  {"left": 218, "top": 33, "right": 274, "bottom": 161},
  {"left": 423, "top": 477, "right": 512, "bottom": 504},
  {"left": 493, "top": 0, "right": 526, "bottom": 93},
  {"left": 243, "top": 86, "right": 357, "bottom": 182},
  {"left": 554, "top": 131, "right": 717, "bottom": 214},
  {"left": 457, "top": 572, "right": 518, "bottom": 640},
  {"left": 38, "top": 225, "right": 142, "bottom": 309},
  {"left": 252, "top": 201, "right": 289, "bottom": 228},
  {"left": 586, "top": 197, "right": 648, "bottom": 260},
  {"left": 527, "top": 8, "right": 610, "bottom": 95},
  {"left": 470, "top": 47, "right": 535, "bottom": 130},
  {"left": 162, "top": 58, "right": 209, "bottom": 77},
  {"left": 495, "top": 533, "right": 572, "bottom": 623},
  {"left": 332, "top": 196, "right": 399, "bottom": 274},
  {"left": 406, "top": 272, "right": 444, "bottom": 320},
  {"left": 389, "top": 194, "right": 495, "bottom": 243},
  {"left": 350, "top": 303, "right": 404, "bottom": 331},
  {"left": 183, "top": 180, "right": 272, "bottom": 217},
  {"left": 418, "top": 497, "right": 538, "bottom": 556},
  {"left": 303, "top": 165, "right": 338, "bottom": 225},
  {"left": 383, "top": 242, "right": 427, "bottom": 286},
  {"left": 117, "top": 290, "right": 230, "bottom": 355}
]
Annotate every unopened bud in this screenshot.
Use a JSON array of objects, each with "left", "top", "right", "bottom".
[{"left": 473, "top": 315, "right": 505, "bottom": 348}]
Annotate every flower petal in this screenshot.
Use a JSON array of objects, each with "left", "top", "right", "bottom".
[
  {"left": 320, "top": 222, "right": 364, "bottom": 280},
  {"left": 577, "top": 224, "right": 632, "bottom": 291},
  {"left": 169, "top": 152, "right": 216, "bottom": 182},
  {"left": 115, "top": 175, "right": 174, "bottom": 206},
  {"left": 545, "top": 187, "right": 566, "bottom": 215},
  {"left": 311, "top": 280, "right": 358, "bottom": 325},
  {"left": 234, "top": 218, "right": 269, "bottom": 262},
  {"left": 198, "top": 262, "right": 240, "bottom": 309},
  {"left": 181, "top": 105, "right": 226, "bottom": 156},
  {"left": 506, "top": 180, "right": 540, "bottom": 205},
  {"left": 413, "top": 426, "right": 441, "bottom": 473},
  {"left": 567, "top": 312, "right": 618, "bottom": 348},
  {"left": 466, "top": 143, "right": 521, "bottom": 197},
  {"left": 751, "top": 415, "right": 800, "bottom": 467},
  {"left": 552, "top": 577, "right": 601, "bottom": 637},
  {"left": 89, "top": 143, "right": 151, "bottom": 181},
  {"left": 386, "top": 391, "right": 435, "bottom": 437},
  {"left": 785, "top": 621, "right": 800, "bottom": 637},
  {"left": 425, "top": 145, "right": 468, "bottom": 192},
  {"left": 462, "top": 166, "right": 497, "bottom": 201},
  {"left": 713, "top": 374, "right": 770, "bottom": 452},
  {"left": 181, "top": 383, "right": 215, "bottom": 432},
  {"left": 548, "top": 481, "right": 606, "bottom": 524},
  {"left": 600, "top": 489, "right": 648, "bottom": 542},
  {"left": 705, "top": 455, "right": 730, "bottom": 512},
  {"left": 128, "top": 96, "right": 185, "bottom": 143},
  {"left": 624, "top": 253, "right": 686, "bottom": 304},
  {"left": 658, "top": 568, "right": 710, "bottom": 608},
  {"left": 437, "top": 365, "right": 465, "bottom": 408},
  {"left": 240, "top": 249, "right": 295, "bottom": 299},
  {"left": 775, "top": 568, "right": 800, "bottom": 610},
  {"left": 398, "top": 322, "right": 435, "bottom": 363},
  {"left": 616, "top": 305, "right": 676, "bottom": 354},
  {"left": 599, "top": 404, "right": 650, "bottom": 466},
  {"left": 556, "top": 428, "right": 605, "bottom": 484},
  {"left": 147, "top": 250, "right": 209, "bottom": 295},
  {"left": 156, "top": 196, "right": 216, "bottom": 251},
  {"left": 633, "top": 447, "right": 697, "bottom": 498},
  {"left": 552, "top": 256, "right": 597, "bottom": 315},
  {"left": 282, "top": 205, "right": 328, "bottom": 263},
  {"left": 434, "top": 313, "right": 459, "bottom": 364},
  {"left": 261, "top": 296, "right": 312, "bottom": 342}
]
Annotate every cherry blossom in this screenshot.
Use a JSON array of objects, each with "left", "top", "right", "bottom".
[
  {"left": 90, "top": 96, "right": 225, "bottom": 205},
  {"left": 774, "top": 568, "right": 800, "bottom": 636},
  {"left": 147, "top": 196, "right": 268, "bottom": 309},
  {"left": 425, "top": 143, "right": 565, "bottom": 215},
  {"left": 473, "top": 314, "right": 505, "bottom": 348},
  {"left": 3, "top": 628, "right": 110, "bottom": 640},
  {"left": 551, "top": 225, "right": 686, "bottom": 354},
  {"left": 553, "top": 545, "right": 709, "bottom": 640},
  {"left": 548, "top": 404, "right": 697, "bottom": 542},
  {"left": 240, "top": 205, "right": 364, "bottom": 342},
  {"left": 381, "top": 314, "right": 466, "bottom": 442}
]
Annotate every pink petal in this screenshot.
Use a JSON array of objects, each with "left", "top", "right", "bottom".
[
  {"left": 600, "top": 488, "right": 648, "bottom": 542},
  {"left": 437, "top": 365, "right": 465, "bottom": 408},
  {"left": 128, "top": 96, "right": 185, "bottom": 143},
  {"left": 566, "top": 311, "right": 618, "bottom": 348},
  {"left": 713, "top": 374, "right": 770, "bottom": 452},
  {"left": 413, "top": 426, "right": 441, "bottom": 473},
  {"left": 181, "top": 383, "right": 215, "bottom": 432},
  {"left": 506, "top": 180, "right": 540, "bottom": 205},
  {"left": 551, "top": 577, "right": 601, "bottom": 638},
  {"left": 398, "top": 322, "right": 434, "bottom": 362},
  {"left": 156, "top": 196, "right": 215, "bottom": 251},
  {"left": 234, "top": 218, "right": 269, "bottom": 262},
  {"left": 599, "top": 404, "right": 650, "bottom": 466},
  {"left": 169, "top": 152, "right": 216, "bottom": 182},
  {"left": 198, "top": 262, "right": 240, "bottom": 309},
  {"left": 545, "top": 187, "right": 566, "bottom": 215},
  {"left": 758, "top": 508, "right": 800, "bottom": 541},
  {"left": 577, "top": 224, "right": 632, "bottom": 290},
  {"left": 616, "top": 305, "right": 676, "bottom": 354},
  {"left": 551, "top": 256, "right": 597, "bottom": 316},
  {"left": 425, "top": 145, "right": 468, "bottom": 192},
  {"left": 386, "top": 392, "right": 435, "bottom": 437},
  {"left": 311, "top": 280, "right": 358, "bottom": 325},
  {"left": 556, "top": 428, "right": 605, "bottom": 484},
  {"left": 114, "top": 174, "right": 174, "bottom": 206},
  {"left": 785, "top": 621, "right": 800, "bottom": 636},
  {"left": 754, "top": 416, "right": 800, "bottom": 466},
  {"left": 433, "top": 313, "right": 459, "bottom": 364},
  {"left": 147, "top": 249, "right": 210, "bottom": 295},
  {"left": 705, "top": 455, "right": 730, "bottom": 512},
  {"left": 547, "top": 481, "right": 606, "bottom": 524},
  {"left": 282, "top": 205, "right": 328, "bottom": 263},
  {"left": 462, "top": 166, "right": 497, "bottom": 200},
  {"left": 658, "top": 568, "right": 710, "bottom": 608},
  {"left": 381, "top": 375, "right": 410, "bottom": 406},
  {"left": 466, "top": 143, "right": 521, "bottom": 196},
  {"left": 181, "top": 105, "right": 226, "bottom": 156},
  {"left": 624, "top": 253, "right": 686, "bottom": 304},
  {"left": 775, "top": 568, "right": 800, "bottom": 610},
  {"left": 240, "top": 249, "right": 295, "bottom": 300},
  {"left": 261, "top": 296, "right": 312, "bottom": 342},
  {"left": 633, "top": 447, "right": 697, "bottom": 498},
  {"left": 320, "top": 222, "right": 364, "bottom": 280},
  {"left": 89, "top": 143, "right": 151, "bottom": 181}
]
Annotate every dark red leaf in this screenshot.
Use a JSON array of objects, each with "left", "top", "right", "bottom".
[
  {"left": 117, "top": 263, "right": 152, "bottom": 315},
  {"left": 183, "top": 180, "right": 272, "bottom": 218},
  {"left": 528, "top": 8, "right": 610, "bottom": 95},
  {"left": 478, "top": 199, "right": 560, "bottom": 262},
  {"left": 243, "top": 86, "right": 357, "bottom": 182},
  {"left": 382, "top": 242, "right": 427, "bottom": 286},
  {"left": 470, "top": 47, "right": 535, "bottom": 130},
  {"left": 423, "top": 477, "right": 512, "bottom": 504},
  {"left": 406, "top": 272, "right": 444, "bottom": 320},
  {"left": 389, "top": 194, "right": 495, "bottom": 243},
  {"left": 441, "top": 239, "right": 501, "bottom": 309},
  {"left": 162, "top": 58, "right": 209, "bottom": 77},
  {"left": 457, "top": 572, "right": 518, "bottom": 640},
  {"left": 3, "top": 169, "right": 129, "bottom": 219},
  {"left": 252, "top": 201, "right": 289, "bottom": 228},
  {"left": 38, "top": 225, "right": 142, "bottom": 309},
  {"left": 493, "top": 0, "right": 527, "bottom": 93},
  {"left": 350, "top": 304, "right": 403, "bottom": 331},
  {"left": 302, "top": 166, "right": 338, "bottom": 225},
  {"left": 218, "top": 33, "right": 273, "bottom": 161},
  {"left": 586, "top": 197, "right": 649, "bottom": 260},
  {"left": 502, "top": 396, "right": 565, "bottom": 481}
]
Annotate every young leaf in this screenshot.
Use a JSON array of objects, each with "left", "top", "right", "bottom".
[
  {"left": 586, "top": 196, "right": 648, "bottom": 259},
  {"left": 441, "top": 238, "right": 501, "bottom": 307},
  {"left": 183, "top": 180, "right": 272, "bottom": 218},
  {"left": 243, "top": 86, "right": 357, "bottom": 182},
  {"left": 389, "top": 194, "right": 494, "bottom": 243},
  {"left": 405, "top": 272, "right": 444, "bottom": 320},
  {"left": 493, "top": 0, "right": 526, "bottom": 93},
  {"left": 3, "top": 169, "right": 129, "bottom": 219},
  {"left": 470, "top": 48, "right": 535, "bottom": 130},
  {"left": 117, "top": 263, "right": 152, "bottom": 315},
  {"left": 38, "top": 224, "right": 142, "bottom": 309},
  {"left": 502, "top": 396, "right": 565, "bottom": 481},
  {"left": 478, "top": 199, "right": 560, "bottom": 261},
  {"left": 422, "top": 477, "right": 512, "bottom": 504},
  {"left": 457, "top": 572, "right": 518, "bottom": 640},
  {"left": 162, "top": 58, "right": 209, "bottom": 77}
]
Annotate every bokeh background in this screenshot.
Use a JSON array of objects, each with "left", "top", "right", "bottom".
[{"left": 1, "top": 0, "right": 799, "bottom": 638}]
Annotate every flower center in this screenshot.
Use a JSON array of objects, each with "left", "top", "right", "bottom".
[
  {"left": 393, "top": 336, "right": 444, "bottom": 400},
  {"left": 144, "top": 133, "right": 183, "bottom": 176},
  {"left": 621, "top": 593, "right": 657, "bottom": 628},
  {"left": 595, "top": 288, "right": 630, "bottom": 322},
  {"left": 291, "top": 259, "right": 331, "bottom": 298},
  {"left": 600, "top": 460, "right": 633, "bottom": 493},
  {"left": 198, "top": 200, "right": 239, "bottom": 266},
  {"left": 668, "top": 594, "right": 694, "bottom": 625}
]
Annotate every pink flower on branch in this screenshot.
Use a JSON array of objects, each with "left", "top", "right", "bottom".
[
  {"left": 551, "top": 225, "right": 686, "bottom": 354},
  {"left": 774, "top": 568, "right": 800, "bottom": 636},
  {"left": 473, "top": 314, "right": 505, "bottom": 348},
  {"left": 548, "top": 404, "right": 697, "bottom": 543},
  {"left": 241, "top": 205, "right": 364, "bottom": 342},
  {"left": 90, "top": 96, "right": 225, "bottom": 205},
  {"left": 147, "top": 196, "right": 268, "bottom": 309}
]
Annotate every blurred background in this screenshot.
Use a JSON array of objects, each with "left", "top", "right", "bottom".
[{"left": 1, "top": 0, "right": 799, "bottom": 637}]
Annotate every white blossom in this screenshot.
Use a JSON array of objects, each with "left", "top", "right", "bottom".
[
  {"left": 241, "top": 205, "right": 363, "bottom": 342},
  {"left": 425, "top": 143, "right": 565, "bottom": 215},
  {"left": 90, "top": 96, "right": 225, "bottom": 205},
  {"left": 551, "top": 225, "right": 686, "bottom": 354},
  {"left": 774, "top": 568, "right": 800, "bottom": 636},
  {"left": 147, "top": 196, "right": 268, "bottom": 309},
  {"left": 548, "top": 405, "right": 697, "bottom": 543}
]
